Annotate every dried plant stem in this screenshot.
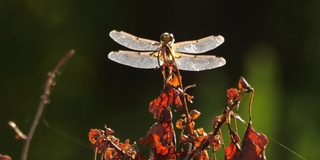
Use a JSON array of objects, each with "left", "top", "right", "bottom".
[
  {"left": 21, "top": 49, "right": 75, "bottom": 160},
  {"left": 8, "top": 121, "right": 27, "bottom": 140},
  {"left": 170, "top": 56, "right": 194, "bottom": 135},
  {"left": 248, "top": 89, "right": 254, "bottom": 122},
  {"left": 212, "top": 89, "right": 248, "bottom": 136},
  {"left": 191, "top": 87, "right": 253, "bottom": 158}
]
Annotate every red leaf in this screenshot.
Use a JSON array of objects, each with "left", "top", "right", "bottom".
[
  {"left": 149, "top": 86, "right": 182, "bottom": 119},
  {"left": 190, "top": 109, "right": 201, "bottom": 120},
  {"left": 161, "top": 63, "right": 181, "bottom": 88},
  {"left": 88, "top": 129, "right": 102, "bottom": 145},
  {"left": 225, "top": 131, "right": 241, "bottom": 160},
  {"left": 238, "top": 77, "right": 251, "bottom": 92},
  {"left": 176, "top": 119, "right": 185, "bottom": 129},
  {"left": 225, "top": 140, "right": 241, "bottom": 160},
  {"left": 208, "top": 134, "right": 222, "bottom": 151},
  {"left": 138, "top": 121, "right": 176, "bottom": 159},
  {"left": 225, "top": 122, "right": 268, "bottom": 160},
  {"left": 0, "top": 154, "right": 11, "bottom": 160},
  {"left": 88, "top": 129, "right": 107, "bottom": 153},
  {"left": 240, "top": 121, "right": 268, "bottom": 160},
  {"left": 227, "top": 88, "right": 239, "bottom": 104}
]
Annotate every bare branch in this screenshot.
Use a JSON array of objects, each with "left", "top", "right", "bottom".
[{"left": 21, "top": 49, "right": 75, "bottom": 160}]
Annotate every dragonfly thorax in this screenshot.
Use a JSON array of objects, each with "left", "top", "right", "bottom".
[{"left": 160, "top": 32, "right": 175, "bottom": 45}]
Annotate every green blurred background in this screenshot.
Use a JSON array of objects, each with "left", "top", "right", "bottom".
[{"left": 1, "top": 0, "right": 319, "bottom": 159}]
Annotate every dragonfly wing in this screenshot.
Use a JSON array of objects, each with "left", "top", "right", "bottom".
[
  {"left": 108, "top": 50, "right": 160, "bottom": 69},
  {"left": 174, "top": 53, "right": 226, "bottom": 71},
  {"left": 174, "top": 35, "right": 224, "bottom": 54},
  {"left": 110, "top": 30, "right": 159, "bottom": 51}
]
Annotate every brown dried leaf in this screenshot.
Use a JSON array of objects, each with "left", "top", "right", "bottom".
[
  {"left": 240, "top": 122, "right": 268, "bottom": 160},
  {"left": 238, "top": 77, "right": 251, "bottom": 92},
  {"left": 186, "top": 94, "right": 194, "bottom": 103},
  {"left": 225, "top": 122, "right": 268, "bottom": 160},
  {"left": 196, "top": 128, "right": 206, "bottom": 136},
  {"left": 104, "top": 148, "right": 116, "bottom": 159},
  {"left": 176, "top": 119, "right": 185, "bottom": 129},
  {"left": 149, "top": 86, "right": 182, "bottom": 119},
  {"left": 227, "top": 88, "right": 239, "bottom": 104},
  {"left": 161, "top": 63, "right": 181, "bottom": 88},
  {"left": 208, "top": 134, "right": 222, "bottom": 151},
  {"left": 190, "top": 109, "right": 201, "bottom": 120},
  {"left": 194, "top": 134, "right": 208, "bottom": 149},
  {"left": 225, "top": 131, "right": 241, "bottom": 160},
  {"left": 105, "top": 125, "right": 115, "bottom": 135},
  {"left": 225, "top": 139, "right": 241, "bottom": 160},
  {"left": 0, "top": 154, "right": 11, "bottom": 160},
  {"left": 88, "top": 129, "right": 108, "bottom": 153},
  {"left": 138, "top": 121, "right": 176, "bottom": 159},
  {"left": 167, "top": 72, "right": 181, "bottom": 88},
  {"left": 88, "top": 129, "right": 102, "bottom": 145},
  {"left": 212, "top": 115, "right": 224, "bottom": 129},
  {"left": 118, "top": 139, "right": 131, "bottom": 152}
]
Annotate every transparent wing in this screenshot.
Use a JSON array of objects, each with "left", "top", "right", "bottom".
[
  {"left": 109, "top": 30, "right": 159, "bottom": 51},
  {"left": 174, "top": 52, "right": 226, "bottom": 71},
  {"left": 174, "top": 35, "right": 224, "bottom": 54},
  {"left": 108, "top": 50, "right": 160, "bottom": 69}
]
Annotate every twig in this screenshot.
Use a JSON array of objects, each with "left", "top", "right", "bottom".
[
  {"left": 8, "top": 121, "right": 27, "bottom": 140},
  {"left": 183, "top": 143, "right": 192, "bottom": 160},
  {"left": 21, "top": 49, "right": 75, "bottom": 160}
]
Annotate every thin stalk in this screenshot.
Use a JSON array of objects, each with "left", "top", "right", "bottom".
[{"left": 21, "top": 49, "right": 75, "bottom": 160}]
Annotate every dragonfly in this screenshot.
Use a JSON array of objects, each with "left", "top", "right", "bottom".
[{"left": 108, "top": 30, "right": 226, "bottom": 71}]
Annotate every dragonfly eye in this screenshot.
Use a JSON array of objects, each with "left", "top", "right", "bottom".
[{"left": 160, "top": 32, "right": 175, "bottom": 44}]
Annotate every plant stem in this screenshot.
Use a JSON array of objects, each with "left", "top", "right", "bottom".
[{"left": 21, "top": 49, "right": 75, "bottom": 160}]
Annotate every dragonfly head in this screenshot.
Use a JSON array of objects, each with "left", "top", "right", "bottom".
[{"left": 160, "top": 32, "right": 175, "bottom": 45}]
